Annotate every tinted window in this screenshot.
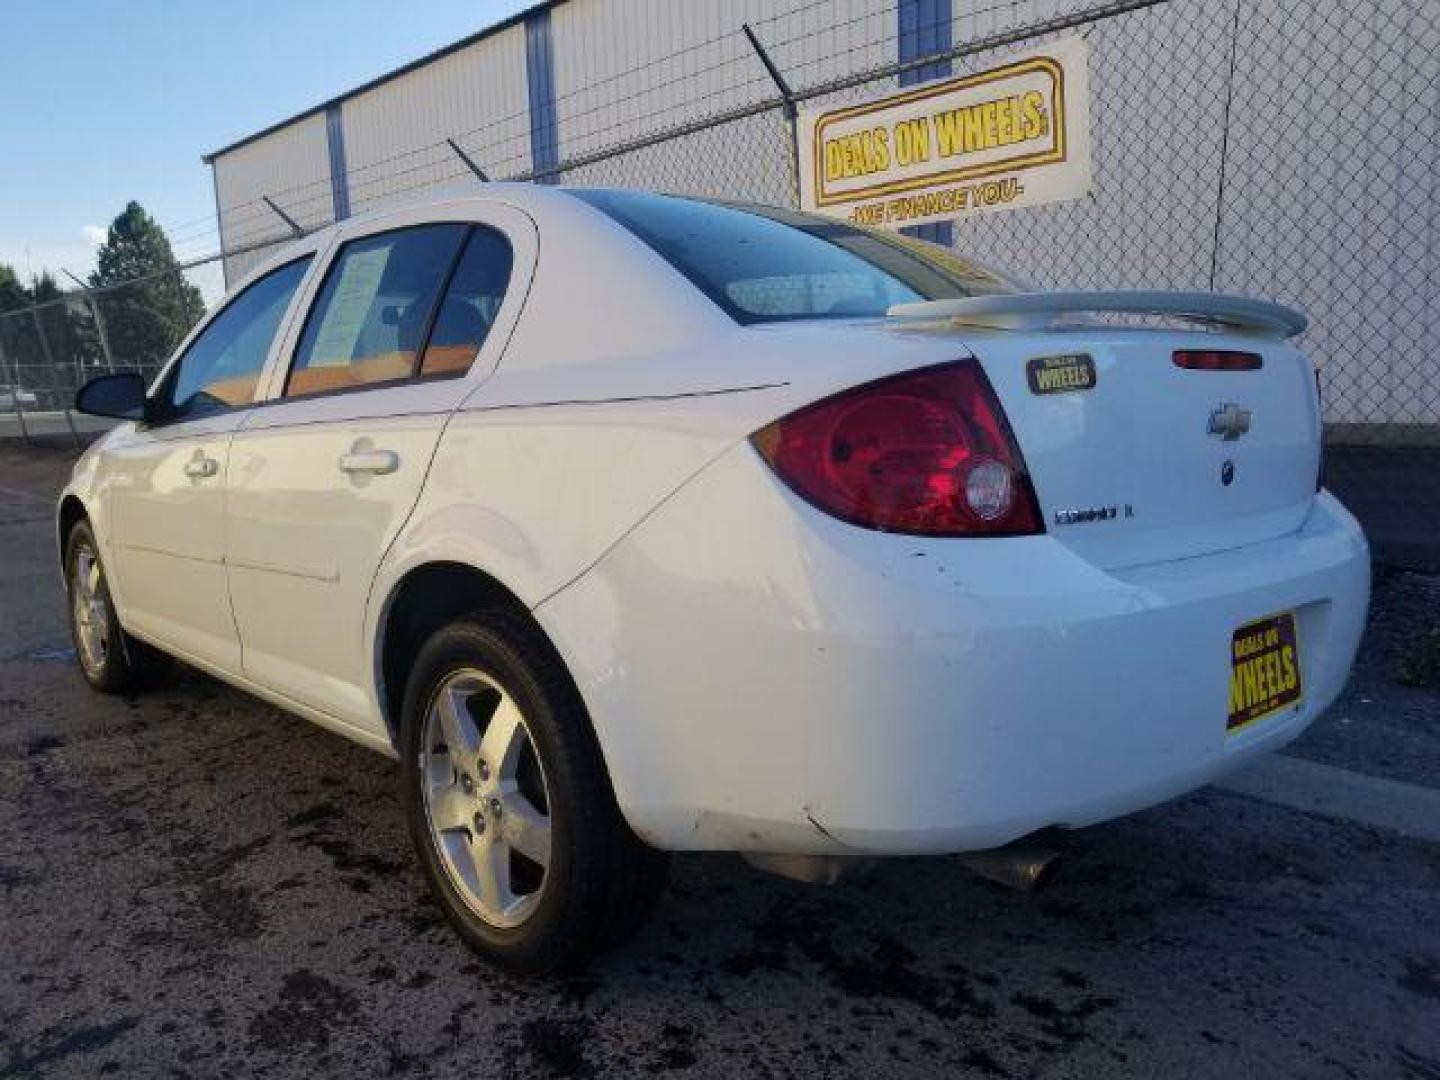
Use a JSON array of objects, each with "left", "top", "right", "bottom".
[
  {"left": 419, "top": 227, "right": 514, "bottom": 378},
  {"left": 572, "top": 189, "right": 1016, "bottom": 324},
  {"left": 165, "top": 257, "right": 311, "bottom": 421},
  {"left": 286, "top": 224, "right": 467, "bottom": 398}
]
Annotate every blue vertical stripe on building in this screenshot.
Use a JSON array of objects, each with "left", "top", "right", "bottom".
[
  {"left": 526, "top": 9, "right": 560, "bottom": 183},
  {"left": 897, "top": 0, "right": 953, "bottom": 245},
  {"left": 325, "top": 104, "right": 350, "bottom": 221}
]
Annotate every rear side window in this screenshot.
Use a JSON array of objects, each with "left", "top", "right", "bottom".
[
  {"left": 164, "top": 256, "right": 311, "bottom": 422},
  {"left": 572, "top": 189, "right": 1016, "bottom": 325},
  {"left": 419, "top": 227, "right": 514, "bottom": 377},
  {"left": 286, "top": 224, "right": 467, "bottom": 398}
]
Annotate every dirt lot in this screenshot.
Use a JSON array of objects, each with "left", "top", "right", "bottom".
[{"left": 2, "top": 442, "right": 1437, "bottom": 1078}]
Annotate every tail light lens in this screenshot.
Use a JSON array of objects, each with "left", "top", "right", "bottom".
[
  {"left": 1173, "top": 349, "right": 1263, "bottom": 371},
  {"left": 751, "top": 359, "right": 1042, "bottom": 537}
]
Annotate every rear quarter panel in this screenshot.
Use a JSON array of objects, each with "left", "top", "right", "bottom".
[{"left": 372, "top": 320, "right": 975, "bottom": 616}]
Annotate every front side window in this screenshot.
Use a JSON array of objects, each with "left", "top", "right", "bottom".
[
  {"left": 419, "top": 227, "right": 514, "bottom": 378},
  {"left": 286, "top": 224, "right": 468, "bottom": 398},
  {"left": 163, "top": 256, "right": 311, "bottom": 421},
  {"left": 571, "top": 189, "right": 1017, "bottom": 325}
]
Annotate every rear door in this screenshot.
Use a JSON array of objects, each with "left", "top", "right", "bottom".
[
  {"left": 100, "top": 255, "right": 313, "bottom": 669},
  {"left": 970, "top": 328, "right": 1322, "bottom": 569},
  {"left": 225, "top": 207, "right": 527, "bottom": 730}
]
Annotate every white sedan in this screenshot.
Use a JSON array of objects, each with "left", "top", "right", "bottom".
[{"left": 60, "top": 185, "right": 1368, "bottom": 972}]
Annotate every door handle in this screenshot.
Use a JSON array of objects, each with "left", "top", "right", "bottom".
[
  {"left": 184, "top": 454, "right": 219, "bottom": 479},
  {"left": 338, "top": 448, "right": 400, "bottom": 476}
]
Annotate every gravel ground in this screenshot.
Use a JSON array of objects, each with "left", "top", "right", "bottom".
[{"left": 1, "top": 443, "right": 1437, "bottom": 1079}]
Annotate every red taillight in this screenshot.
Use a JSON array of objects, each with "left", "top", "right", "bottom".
[
  {"left": 751, "top": 359, "right": 1042, "bottom": 537},
  {"left": 1173, "top": 349, "right": 1263, "bottom": 371}
]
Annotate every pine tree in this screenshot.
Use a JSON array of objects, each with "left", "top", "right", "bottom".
[
  {"left": 0, "top": 264, "right": 45, "bottom": 376},
  {"left": 89, "top": 202, "right": 206, "bottom": 368},
  {"left": 0, "top": 263, "right": 28, "bottom": 313},
  {"left": 27, "top": 271, "right": 78, "bottom": 368}
]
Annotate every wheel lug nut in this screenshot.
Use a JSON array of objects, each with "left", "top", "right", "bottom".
[
  {"left": 473, "top": 813, "right": 486, "bottom": 835},
  {"left": 478, "top": 760, "right": 490, "bottom": 781},
  {"left": 488, "top": 797, "right": 502, "bottom": 816},
  {"left": 460, "top": 774, "right": 474, "bottom": 794}
]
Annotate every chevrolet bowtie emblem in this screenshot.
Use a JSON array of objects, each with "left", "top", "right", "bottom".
[{"left": 1207, "top": 402, "right": 1252, "bottom": 441}]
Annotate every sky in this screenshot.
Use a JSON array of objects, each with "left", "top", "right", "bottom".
[{"left": 0, "top": 0, "right": 534, "bottom": 297}]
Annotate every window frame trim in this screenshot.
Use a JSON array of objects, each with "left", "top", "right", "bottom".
[
  {"left": 415, "top": 225, "right": 517, "bottom": 382},
  {"left": 277, "top": 221, "right": 475, "bottom": 404},
  {"left": 144, "top": 252, "right": 317, "bottom": 431}
]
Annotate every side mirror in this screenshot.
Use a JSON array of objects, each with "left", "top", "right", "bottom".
[{"left": 75, "top": 372, "right": 148, "bottom": 421}]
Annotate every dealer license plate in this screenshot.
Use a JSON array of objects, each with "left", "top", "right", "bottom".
[{"left": 1228, "top": 611, "right": 1302, "bottom": 734}]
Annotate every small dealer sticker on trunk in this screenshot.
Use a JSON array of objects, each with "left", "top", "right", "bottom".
[
  {"left": 1228, "top": 611, "right": 1302, "bottom": 734},
  {"left": 1026, "top": 353, "right": 1096, "bottom": 395}
]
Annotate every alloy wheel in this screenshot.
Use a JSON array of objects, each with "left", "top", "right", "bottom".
[
  {"left": 420, "top": 669, "right": 553, "bottom": 929},
  {"left": 71, "top": 543, "right": 111, "bottom": 676}
]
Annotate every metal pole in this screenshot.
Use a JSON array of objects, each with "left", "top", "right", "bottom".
[
  {"left": 62, "top": 268, "right": 115, "bottom": 373},
  {"left": 262, "top": 195, "right": 304, "bottom": 237},
  {"left": 30, "top": 307, "right": 80, "bottom": 447},
  {"left": 88, "top": 294, "right": 115, "bottom": 373},
  {"left": 446, "top": 138, "right": 490, "bottom": 182},
  {"left": 1208, "top": 0, "right": 1243, "bottom": 293},
  {"left": 0, "top": 324, "right": 30, "bottom": 446},
  {"left": 742, "top": 23, "right": 802, "bottom": 209}
]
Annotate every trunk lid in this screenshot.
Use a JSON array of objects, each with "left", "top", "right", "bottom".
[{"left": 966, "top": 328, "right": 1321, "bottom": 569}]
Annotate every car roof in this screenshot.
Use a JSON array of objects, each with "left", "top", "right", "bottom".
[{"left": 232, "top": 183, "right": 619, "bottom": 289}]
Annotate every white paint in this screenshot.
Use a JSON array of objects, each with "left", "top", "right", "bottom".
[{"left": 63, "top": 186, "right": 1372, "bottom": 858}]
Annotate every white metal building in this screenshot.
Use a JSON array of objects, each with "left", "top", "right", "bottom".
[{"left": 204, "top": 0, "right": 1438, "bottom": 438}]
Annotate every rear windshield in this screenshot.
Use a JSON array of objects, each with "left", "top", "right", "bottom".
[{"left": 571, "top": 188, "right": 1016, "bottom": 325}]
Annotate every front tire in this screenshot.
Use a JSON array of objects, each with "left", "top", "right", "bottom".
[
  {"left": 64, "top": 519, "right": 171, "bottom": 694},
  {"left": 400, "top": 611, "right": 667, "bottom": 973}
]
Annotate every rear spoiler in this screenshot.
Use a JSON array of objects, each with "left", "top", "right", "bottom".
[{"left": 886, "top": 291, "right": 1307, "bottom": 340}]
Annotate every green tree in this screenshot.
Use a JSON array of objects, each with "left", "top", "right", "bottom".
[
  {"left": 0, "top": 263, "right": 44, "bottom": 375},
  {"left": 89, "top": 201, "right": 206, "bottom": 368},
  {"left": 29, "top": 270, "right": 62, "bottom": 304},
  {"left": 0, "top": 263, "right": 29, "bottom": 313},
  {"left": 27, "top": 270, "right": 100, "bottom": 375}
]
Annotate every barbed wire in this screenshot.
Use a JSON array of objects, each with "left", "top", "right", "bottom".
[
  {"left": 4, "top": 0, "right": 1434, "bottom": 452},
  {"left": 94, "top": 0, "right": 1050, "bottom": 265}
]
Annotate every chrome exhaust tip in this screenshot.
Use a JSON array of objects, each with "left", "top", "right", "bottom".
[{"left": 959, "top": 844, "right": 1060, "bottom": 892}]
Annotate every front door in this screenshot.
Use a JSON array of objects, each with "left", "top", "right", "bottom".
[
  {"left": 225, "top": 220, "right": 518, "bottom": 729},
  {"left": 101, "top": 256, "right": 314, "bottom": 671}
]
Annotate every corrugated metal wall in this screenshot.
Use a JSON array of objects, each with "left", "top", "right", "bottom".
[
  {"left": 340, "top": 24, "right": 530, "bottom": 216},
  {"left": 549, "top": 0, "right": 890, "bottom": 202},
  {"left": 207, "top": 0, "right": 1438, "bottom": 431},
  {"left": 213, "top": 112, "right": 332, "bottom": 282}
]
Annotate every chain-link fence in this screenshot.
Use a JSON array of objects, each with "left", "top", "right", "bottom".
[
  {"left": 0, "top": 263, "right": 220, "bottom": 443},
  {"left": 3, "top": 0, "right": 1436, "bottom": 450}
]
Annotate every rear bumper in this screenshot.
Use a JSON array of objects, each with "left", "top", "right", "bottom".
[{"left": 537, "top": 443, "right": 1369, "bottom": 855}]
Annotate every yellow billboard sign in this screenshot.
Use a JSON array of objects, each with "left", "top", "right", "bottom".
[{"left": 799, "top": 37, "right": 1091, "bottom": 229}]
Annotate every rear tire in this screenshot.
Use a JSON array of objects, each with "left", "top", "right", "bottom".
[
  {"left": 400, "top": 610, "right": 667, "bottom": 973},
  {"left": 64, "top": 519, "right": 172, "bottom": 694}
]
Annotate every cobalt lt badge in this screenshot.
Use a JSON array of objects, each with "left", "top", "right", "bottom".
[{"left": 1208, "top": 402, "right": 1251, "bottom": 441}]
